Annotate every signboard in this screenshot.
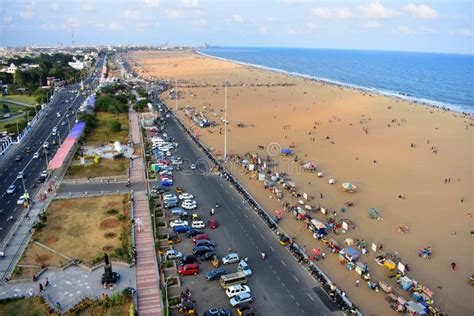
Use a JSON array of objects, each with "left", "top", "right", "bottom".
[
  {"left": 397, "top": 262, "right": 405, "bottom": 273},
  {"left": 342, "top": 221, "right": 349, "bottom": 231},
  {"left": 303, "top": 192, "right": 308, "bottom": 200},
  {"left": 371, "top": 243, "right": 377, "bottom": 253}
]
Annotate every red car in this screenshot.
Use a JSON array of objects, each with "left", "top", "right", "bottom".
[
  {"left": 208, "top": 219, "right": 218, "bottom": 229},
  {"left": 178, "top": 263, "right": 199, "bottom": 276},
  {"left": 192, "top": 233, "right": 209, "bottom": 243}
]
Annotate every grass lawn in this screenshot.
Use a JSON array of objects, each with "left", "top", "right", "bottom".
[
  {"left": 16, "top": 242, "right": 66, "bottom": 272},
  {"left": 20, "top": 195, "right": 131, "bottom": 266},
  {"left": 0, "top": 116, "right": 26, "bottom": 133},
  {"left": 0, "top": 102, "right": 28, "bottom": 119},
  {"left": 0, "top": 94, "right": 37, "bottom": 105},
  {"left": 85, "top": 112, "right": 129, "bottom": 146},
  {"left": 0, "top": 297, "right": 57, "bottom": 316},
  {"left": 65, "top": 157, "right": 127, "bottom": 179}
]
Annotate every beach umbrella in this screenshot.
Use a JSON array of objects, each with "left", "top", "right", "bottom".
[
  {"left": 345, "top": 238, "right": 354, "bottom": 246},
  {"left": 342, "top": 182, "right": 358, "bottom": 193},
  {"left": 368, "top": 207, "right": 380, "bottom": 219},
  {"left": 280, "top": 148, "right": 294, "bottom": 155}
]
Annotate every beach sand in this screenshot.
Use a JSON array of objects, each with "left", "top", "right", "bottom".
[{"left": 128, "top": 50, "right": 473, "bottom": 315}]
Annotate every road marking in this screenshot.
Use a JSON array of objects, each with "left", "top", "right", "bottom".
[
  {"left": 281, "top": 260, "right": 286, "bottom": 267},
  {"left": 260, "top": 234, "right": 266, "bottom": 240},
  {"left": 295, "top": 301, "right": 300, "bottom": 307},
  {"left": 290, "top": 294, "right": 296, "bottom": 301},
  {"left": 293, "top": 275, "right": 299, "bottom": 283},
  {"left": 251, "top": 223, "right": 256, "bottom": 229},
  {"left": 270, "top": 246, "right": 275, "bottom": 252},
  {"left": 307, "top": 293, "right": 314, "bottom": 301},
  {"left": 301, "top": 310, "right": 306, "bottom": 315},
  {"left": 244, "top": 213, "right": 248, "bottom": 219}
]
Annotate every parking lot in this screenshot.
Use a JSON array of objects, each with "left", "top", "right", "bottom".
[{"left": 149, "top": 111, "right": 338, "bottom": 316}]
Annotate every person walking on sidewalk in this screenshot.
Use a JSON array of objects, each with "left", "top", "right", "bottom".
[
  {"left": 355, "top": 279, "right": 360, "bottom": 287},
  {"left": 39, "top": 283, "right": 44, "bottom": 293}
]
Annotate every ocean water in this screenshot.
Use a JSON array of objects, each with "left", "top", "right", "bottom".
[{"left": 200, "top": 47, "right": 474, "bottom": 113}]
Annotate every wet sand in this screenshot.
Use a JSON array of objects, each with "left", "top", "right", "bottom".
[{"left": 127, "top": 50, "right": 473, "bottom": 315}]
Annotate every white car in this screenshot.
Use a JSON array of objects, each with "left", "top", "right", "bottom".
[
  {"left": 33, "top": 152, "right": 39, "bottom": 159},
  {"left": 17, "top": 171, "right": 24, "bottom": 179},
  {"left": 169, "top": 220, "right": 189, "bottom": 228},
  {"left": 43, "top": 142, "right": 49, "bottom": 148},
  {"left": 222, "top": 253, "right": 240, "bottom": 265},
  {"left": 165, "top": 249, "right": 183, "bottom": 260},
  {"left": 181, "top": 200, "right": 197, "bottom": 210},
  {"left": 17, "top": 196, "right": 27, "bottom": 205},
  {"left": 7, "top": 184, "right": 16, "bottom": 194},
  {"left": 238, "top": 260, "right": 253, "bottom": 276},
  {"left": 61, "top": 121, "right": 66, "bottom": 126},
  {"left": 190, "top": 164, "right": 196, "bottom": 170},
  {"left": 191, "top": 221, "right": 206, "bottom": 229},
  {"left": 226, "top": 284, "right": 251, "bottom": 298},
  {"left": 178, "top": 193, "right": 194, "bottom": 200},
  {"left": 40, "top": 170, "right": 48, "bottom": 178},
  {"left": 230, "top": 292, "right": 253, "bottom": 307}
]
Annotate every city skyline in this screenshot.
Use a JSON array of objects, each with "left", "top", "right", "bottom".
[{"left": 0, "top": 0, "right": 473, "bottom": 54}]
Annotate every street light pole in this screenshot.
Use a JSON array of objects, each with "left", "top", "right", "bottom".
[{"left": 175, "top": 79, "right": 178, "bottom": 112}]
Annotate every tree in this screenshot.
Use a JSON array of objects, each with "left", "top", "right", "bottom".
[
  {"left": 13, "top": 70, "right": 25, "bottom": 86},
  {"left": 78, "top": 112, "right": 98, "bottom": 133},
  {"left": 109, "top": 121, "right": 122, "bottom": 132}
]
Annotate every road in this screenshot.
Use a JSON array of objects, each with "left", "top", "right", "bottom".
[
  {"left": 0, "top": 56, "right": 104, "bottom": 242},
  {"left": 162, "top": 114, "right": 339, "bottom": 315}
]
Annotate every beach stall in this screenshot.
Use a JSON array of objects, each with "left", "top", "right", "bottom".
[
  {"left": 340, "top": 247, "right": 361, "bottom": 263},
  {"left": 406, "top": 301, "right": 427, "bottom": 315},
  {"left": 302, "top": 162, "right": 317, "bottom": 172},
  {"left": 309, "top": 219, "right": 327, "bottom": 235},
  {"left": 368, "top": 207, "right": 380, "bottom": 219},
  {"left": 280, "top": 148, "right": 294, "bottom": 156},
  {"left": 342, "top": 182, "right": 358, "bottom": 193},
  {"left": 322, "top": 237, "right": 341, "bottom": 253}
]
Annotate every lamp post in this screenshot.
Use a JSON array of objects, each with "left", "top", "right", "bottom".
[{"left": 175, "top": 78, "right": 178, "bottom": 112}]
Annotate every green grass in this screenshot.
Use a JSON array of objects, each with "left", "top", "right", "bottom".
[
  {"left": 0, "top": 102, "right": 28, "bottom": 119},
  {"left": 0, "top": 94, "right": 37, "bottom": 106},
  {"left": 0, "top": 116, "right": 28, "bottom": 133},
  {"left": 85, "top": 112, "right": 129, "bottom": 146},
  {"left": 0, "top": 297, "right": 56, "bottom": 316}
]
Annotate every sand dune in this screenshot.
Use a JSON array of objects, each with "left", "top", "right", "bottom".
[{"left": 128, "top": 50, "right": 473, "bottom": 315}]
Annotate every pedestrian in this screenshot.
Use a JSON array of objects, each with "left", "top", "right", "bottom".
[
  {"left": 355, "top": 279, "right": 360, "bottom": 287},
  {"left": 185, "top": 287, "right": 190, "bottom": 296},
  {"left": 320, "top": 193, "right": 323, "bottom": 199},
  {"left": 405, "top": 264, "right": 410, "bottom": 272},
  {"left": 450, "top": 262, "right": 457, "bottom": 271},
  {"left": 379, "top": 243, "right": 384, "bottom": 252},
  {"left": 45, "top": 277, "right": 49, "bottom": 287},
  {"left": 39, "top": 283, "right": 44, "bottom": 293}
]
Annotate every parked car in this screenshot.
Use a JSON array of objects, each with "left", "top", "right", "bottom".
[
  {"left": 208, "top": 219, "right": 218, "bottom": 229},
  {"left": 165, "top": 249, "right": 183, "bottom": 260},
  {"left": 238, "top": 260, "right": 253, "bottom": 277},
  {"left": 6, "top": 184, "right": 16, "bottom": 194},
  {"left": 193, "top": 246, "right": 214, "bottom": 257},
  {"left": 191, "top": 220, "right": 206, "bottom": 229},
  {"left": 173, "top": 225, "right": 191, "bottom": 234},
  {"left": 222, "top": 253, "right": 240, "bottom": 265},
  {"left": 235, "top": 302, "right": 255, "bottom": 316},
  {"left": 181, "top": 200, "right": 197, "bottom": 210},
  {"left": 203, "top": 308, "right": 231, "bottom": 316},
  {"left": 179, "top": 255, "right": 198, "bottom": 266},
  {"left": 171, "top": 207, "right": 187, "bottom": 217},
  {"left": 17, "top": 196, "right": 27, "bottom": 205},
  {"left": 230, "top": 292, "right": 253, "bottom": 307},
  {"left": 15, "top": 155, "right": 22, "bottom": 162},
  {"left": 167, "top": 234, "right": 180, "bottom": 244},
  {"left": 226, "top": 284, "right": 251, "bottom": 298},
  {"left": 206, "top": 267, "right": 228, "bottom": 281},
  {"left": 195, "top": 239, "right": 216, "bottom": 248},
  {"left": 36, "top": 176, "right": 46, "bottom": 184},
  {"left": 33, "top": 152, "right": 39, "bottom": 159},
  {"left": 178, "top": 263, "right": 199, "bottom": 276},
  {"left": 186, "top": 229, "right": 204, "bottom": 238},
  {"left": 169, "top": 219, "right": 188, "bottom": 228},
  {"left": 178, "top": 193, "right": 194, "bottom": 200},
  {"left": 16, "top": 171, "right": 24, "bottom": 179},
  {"left": 197, "top": 251, "right": 216, "bottom": 261},
  {"left": 192, "top": 233, "right": 209, "bottom": 243}
]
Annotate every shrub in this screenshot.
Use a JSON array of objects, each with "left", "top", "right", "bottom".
[
  {"left": 109, "top": 121, "right": 121, "bottom": 132},
  {"left": 117, "top": 214, "right": 126, "bottom": 221}
]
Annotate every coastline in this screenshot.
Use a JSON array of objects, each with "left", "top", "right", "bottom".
[
  {"left": 196, "top": 49, "right": 472, "bottom": 114},
  {"left": 128, "top": 49, "right": 474, "bottom": 316}
]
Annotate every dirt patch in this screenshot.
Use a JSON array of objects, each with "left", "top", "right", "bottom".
[
  {"left": 106, "top": 209, "right": 119, "bottom": 215},
  {"left": 44, "top": 236, "right": 59, "bottom": 244},
  {"left": 34, "top": 254, "right": 51, "bottom": 265},
  {"left": 104, "top": 232, "right": 117, "bottom": 238},
  {"left": 108, "top": 201, "right": 120, "bottom": 208},
  {"left": 103, "top": 245, "right": 115, "bottom": 252},
  {"left": 100, "top": 218, "right": 121, "bottom": 229}
]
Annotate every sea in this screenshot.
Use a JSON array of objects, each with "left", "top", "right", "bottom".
[{"left": 200, "top": 47, "right": 474, "bottom": 113}]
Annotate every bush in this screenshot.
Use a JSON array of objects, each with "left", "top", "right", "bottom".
[
  {"left": 117, "top": 214, "right": 126, "bottom": 221},
  {"left": 109, "top": 121, "right": 121, "bottom": 132},
  {"left": 169, "top": 297, "right": 180, "bottom": 306}
]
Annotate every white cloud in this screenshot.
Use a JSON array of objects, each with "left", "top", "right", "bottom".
[
  {"left": 143, "top": 0, "right": 160, "bottom": 7},
  {"left": 182, "top": 0, "right": 199, "bottom": 8},
  {"left": 51, "top": 3, "right": 60, "bottom": 12},
  {"left": 358, "top": 2, "right": 398, "bottom": 20},
  {"left": 123, "top": 9, "right": 139, "bottom": 20},
  {"left": 404, "top": 4, "right": 438, "bottom": 19},
  {"left": 266, "top": 16, "right": 280, "bottom": 22},
  {"left": 136, "top": 22, "right": 150, "bottom": 32},
  {"left": 282, "top": 0, "right": 314, "bottom": 5},
  {"left": 81, "top": 2, "right": 95, "bottom": 12},
  {"left": 363, "top": 20, "right": 381, "bottom": 29},
  {"left": 258, "top": 26, "right": 267, "bottom": 34},
  {"left": 3, "top": 15, "right": 13, "bottom": 26},
  {"left": 287, "top": 25, "right": 297, "bottom": 34},
  {"left": 67, "top": 18, "right": 80, "bottom": 29},
  {"left": 95, "top": 23, "right": 106, "bottom": 29},
  {"left": 311, "top": 7, "right": 331, "bottom": 18},
  {"left": 396, "top": 25, "right": 410, "bottom": 34},
  {"left": 458, "top": 28, "right": 473, "bottom": 37},
  {"left": 165, "top": 9, "right": 184, "bottom": 19},
  {"left": 109, "top": 21, "right": 122, "bottom": 31},
  {"left": 41, "top": 23, "right": 58, "bottom": 31},
  {"left": 419, "top": 26, "right": 437, "bottom": 34},
  {"left": 197, "top": 19, "right": 208, "bottom": 26},
  {"left": 306, "top": 22, "right": 317, "bottom": 33},
  {"left": 231, "top": 14, "right": 244, "bottom": 23},
  {"left": 311, "top": 7, "right": 352, "bottom": 19},
  {"left": 20, "top": 2, "right": 35, "bottom": 19}
]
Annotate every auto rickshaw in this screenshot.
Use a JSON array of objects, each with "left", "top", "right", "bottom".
[
  {"left": 167, "top": 234, "right": 180, "bottom": 245},
  {"left": 192, "top": 214, "right": 199, "bottom": 221},
  {"left": 176, "top": 187, "right": 184, "bottom": 194},
  {"left": 279, "top": 234, "right": 290, "bottom": 246},
  {"left": 178, "top": 299, "right": 196, "bottom": 315},
  {"left": 211, "top": 255, "right": 219, "bottom": 268}
]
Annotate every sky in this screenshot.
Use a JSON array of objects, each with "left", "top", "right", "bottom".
[{"left": 0, "top": 0, "right": 473, "bottom": 54}]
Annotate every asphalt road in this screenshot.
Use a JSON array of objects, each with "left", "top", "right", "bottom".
[
  {"left": 161, "top": 115, "right": 339, "bottom": 315},
  {"left": 0, "top": 57, "right": 104, "bottom": 241}
]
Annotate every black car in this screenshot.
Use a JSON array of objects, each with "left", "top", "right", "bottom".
[
  {"left": 195, "top": 240, "right": 216, "bottom": 248},
  {"left": 193, "top": 246, "right": 213, "bottom": 256},
  {"left": 198, "top": 251, "right": 216, "bottom": 261},
  {"left": 186, "top": 229, "right": 204, "bottom": 238},
  {"left": 15, "top": 155, "right": 22, "bottom": 162},
  {"left": 36, "top": 176, "right": 46, "bottom": 184},
  {"left": 179, "top": 255, "right": 197, "bottom": 266},
  {"left": 203, "top": 308, "right": 231, "bottom": 316},
  {"left": 206, "top": 267, "right": 228, "bottom": 281}
]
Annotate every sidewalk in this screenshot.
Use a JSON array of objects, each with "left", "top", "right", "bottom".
[{"left": 129, "top": 108, "right": 145, "bottom": 183}]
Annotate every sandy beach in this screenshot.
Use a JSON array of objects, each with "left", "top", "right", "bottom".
[{"left": 127, "top": 50, "right": 473, "bottom": 315}]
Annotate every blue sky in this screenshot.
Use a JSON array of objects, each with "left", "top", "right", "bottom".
[{"left": 1, "top": 0, "right": 472, "bottom": 54}]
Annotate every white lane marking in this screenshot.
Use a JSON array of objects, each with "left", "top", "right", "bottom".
[
  {"left": 290, "top": 294, "right": 296, "bottom": 300},
  {"left": 270, "top": 246, "right": 275, "bottom": 252},
  {"left": 307, "top": 293, "right": 314, "bottom": 301},
  {"left": 293, "top": 275, "right": 299, "bottom": 283},
  {"left": 6, "top": 200, "right": 11, "bottom": 204},
  {"left": 260, "top": 234, "right": 266, "bottom": 240},
  {"left": 281, "top": 260, "right": 286, "bottom": 267},
  {"left": 251, "top": 223, "right": 256, "bottom": 229}
]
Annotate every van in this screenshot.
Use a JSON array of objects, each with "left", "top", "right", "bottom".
[
  {"left": 171, "top": 207, "right": 187, "bottom": 217},
  {"left": 226, "top": 284, "right": 251, "bottom": 298},
  {"left": 191, "top": 220, "right": 206, "bottom": 229},
  {"left": 220, "top": 271, "right": 247, "bottom": 288},
  {"left": 238, "top": 260, "right": 253, "bottom": 276}
]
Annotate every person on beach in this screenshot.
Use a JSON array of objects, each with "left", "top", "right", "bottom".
[
  {"left": 355, "top": 279, "right": 360, "bottom": 287},
  {"left": 450, "top": 262, "right": 457, "bottom": 271}
]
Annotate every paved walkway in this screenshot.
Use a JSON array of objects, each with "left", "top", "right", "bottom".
[
  {"left": 0, "top": 265, "right": 135, "bottom": 313},
  {"left": 129, "top": 108, "right": 163, "bottom": 315}
]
